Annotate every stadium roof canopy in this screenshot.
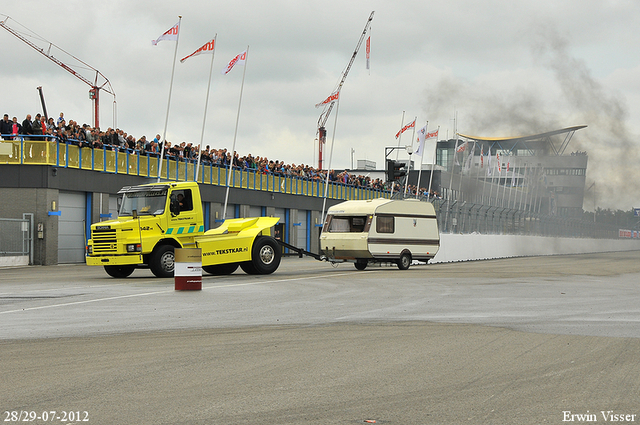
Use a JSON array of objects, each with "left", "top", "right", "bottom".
[{"left": 457, "top": 125, "right": 587, "bottom": 156}]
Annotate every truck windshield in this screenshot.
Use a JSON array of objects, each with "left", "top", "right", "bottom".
[
  {"left": 325, "top": 215, "right": 368, "bottom": 233},
  {"left": 120, "top": 189, "right": 168, "bottom": 216}
]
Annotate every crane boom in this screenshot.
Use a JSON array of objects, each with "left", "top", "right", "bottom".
[
  {"left": 317, "top": 11, "right": 374, "bottom": 169},
  {"left": 317, "top": 11, "right": 374, "bottom": 130},
  {"left": 0, "top": 15, "right": 115, "bottom": 128}
]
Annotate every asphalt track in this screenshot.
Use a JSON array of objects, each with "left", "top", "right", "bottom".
[{"left": 2, "top": 251, "right": 640, "bottom": 424}]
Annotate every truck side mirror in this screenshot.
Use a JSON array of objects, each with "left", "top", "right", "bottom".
[{"left": 170, "top": 200, "right": 180, "bottom": 216}]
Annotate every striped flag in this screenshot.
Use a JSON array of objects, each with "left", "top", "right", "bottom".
[
  {"left": 395, "top": 118, "right": 416, "bottom": 139},
  {"left": 152, "top": 21, "right": 179, "bottom": 45},
  {"left": 315, "top": 91, "right": 340, "bottom": 108},
  {"left": 181, "top": 39, "right": 215, "bottom": 63},
  {"left": 222, "top": 50, "right": 247, "bottom": 75}
]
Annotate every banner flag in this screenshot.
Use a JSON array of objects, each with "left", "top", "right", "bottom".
[
  {"left": 395, "top": 119, "right": 416, "bottom": 139},
  {"left": 480, "top": 145, "right": 484, "bottom": 168},
  {"left": 497, "top": 153, "right": 502, "bottom": 173},
  {"left": 415, "top": 127, "right": 438, "bottom": 157},
  {"left": 222, "top": 50, "right": 247, "bottom": 75},
  {"left": 315, "top": 91, "right": 340, "bottom": 108},
  {"left": 152, "top": 21, "right": 180, "bottom": 45},
  {"left": 366, "top": 35, "right": 371, "bottom": 70},
  {"left": 181, "top": 39, "right": 215, "bottom": 63}
]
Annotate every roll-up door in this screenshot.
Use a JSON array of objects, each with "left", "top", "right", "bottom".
[{"left": 58, "top": 191, "right": 86, "bottom": 264}]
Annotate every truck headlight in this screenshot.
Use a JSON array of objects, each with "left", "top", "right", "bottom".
[
  {"left": 126, "top": 243, "right": 142, "bottom": 252},
  {"left": 87, "top": 245, "right": 92, "bottom": 254}
]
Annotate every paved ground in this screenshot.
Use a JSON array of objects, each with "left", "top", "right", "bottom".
[{"left": 2, "top": 251, "right": 640, "bottom": 424}]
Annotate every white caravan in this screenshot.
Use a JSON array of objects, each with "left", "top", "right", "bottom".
[{"left": 320, "top": 198, "right": 440, "bottom": 270}]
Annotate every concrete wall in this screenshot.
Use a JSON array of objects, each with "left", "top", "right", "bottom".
[{"left": 433, "top": 234, "right": 640, "bottom": 263}]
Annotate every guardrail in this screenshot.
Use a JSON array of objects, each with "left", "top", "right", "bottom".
[{"left": 0, "top": 136, "right": 388, "bottom": 201}]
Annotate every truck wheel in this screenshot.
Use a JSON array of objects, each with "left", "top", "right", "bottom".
[
  {"left": 203, "top": 263, "right": 239, "bottom": 275},
  {"left": 397, "top": 252, "right": 412, "bottom": 270},
  {"left": 354, "top": 259, "right": 367, "bottom": 270},
  {"left": 104, "top": 265, "right": 135, "bottom": 278},
  {"left": 150, "top": 245, "right": 175, "bottom": 278},
  {"left": 251, "top": 236, "right": 281, "bottom": 274}
]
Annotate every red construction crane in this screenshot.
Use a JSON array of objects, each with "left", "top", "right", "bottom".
[
  {"left": 0, "top": 15, "right": 116, "bottom": 128},
  {"left": 316, "top": 11, "right": 374, "bottom": 169}
]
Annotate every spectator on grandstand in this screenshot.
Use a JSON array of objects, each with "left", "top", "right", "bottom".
[
  {"left": 56, "top": 112, "right": 64, "bottom": 126},
  {"left": 21, "top": 114, "right": 33, "bottom": 139},
  {"left": 0, "top": 114, "right": 12, "bottom": 140},
  {"left": 11, "top": 117, "right": 21, "bottom": 139}
]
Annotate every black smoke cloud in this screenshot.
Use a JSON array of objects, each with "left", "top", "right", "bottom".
[{"left": 421, "top": 26, "right": 640, "bottom": 211}]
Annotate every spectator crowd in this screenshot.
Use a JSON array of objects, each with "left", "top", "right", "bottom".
[{"left": 1, "top": 111, "right": 440, "bottom": 197}]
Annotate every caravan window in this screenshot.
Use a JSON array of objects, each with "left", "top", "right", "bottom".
[
  {"left": 325, "top": 215, "right": 368, "bottom": 233},
  {"left": 376, "top": 216, "right": 394, "bottom": 233}
]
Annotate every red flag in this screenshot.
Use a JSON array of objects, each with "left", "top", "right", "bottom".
[
  {"left": 152, "top": 21, "right": 179, "bottom": 45},
  {"left": 497, "top": 153, "right": 502, "bottom": 173},
  {"left": 222, "top": 50, "right": 247, "bottom": 75},
  {"left": 395, "top": 119, "right": 416, "bottom": 139},
  {"left": 180, "top": 39, "right": 215, "bottom": 63},
  {"left": 315, "top": 91, "right": 340, "bottom": 108}
]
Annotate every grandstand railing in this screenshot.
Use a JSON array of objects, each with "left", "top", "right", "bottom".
[{"left": 0, "top": 136, "right": 389, "bottom": 201}]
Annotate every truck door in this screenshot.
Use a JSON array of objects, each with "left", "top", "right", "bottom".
[{"left": 168, "top": 188, "right": 199, "bottom": 235}]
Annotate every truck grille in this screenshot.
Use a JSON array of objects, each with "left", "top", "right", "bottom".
[{"left": 92, "top": 229, "right": 118, "bottom": 254}]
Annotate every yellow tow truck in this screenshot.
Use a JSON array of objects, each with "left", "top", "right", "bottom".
[{"left": 86, "top": 181, "right": 281, "bottom": 278}]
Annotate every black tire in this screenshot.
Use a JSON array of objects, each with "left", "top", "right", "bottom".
[
  {"left": 240, "top": 261, "right": 258, "bottom": 274},
  {"left": 104, "top": 265, "right": 135, "bottom": 278},
  {"left": 354, "top": 259, "right": 367, "bottom": 270},
  {"left": 150, "top": 244, "right": 175, "bottom": 278},
  {"left": 397, "top": 251, "right": 411, "bottom": 270},
  {"left": 250, "top": 236, "right": 281, "bottom": 274},
  {"left": 202, "top": 263, "right": 239, "bottom": 275}
]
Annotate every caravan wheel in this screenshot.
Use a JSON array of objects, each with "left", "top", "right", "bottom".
[
  {"left": 397, "top": 252, "right": 412, "bottom": 270},
  {"left": 354, "top": 259, "right": 367, "bottom": 270}
]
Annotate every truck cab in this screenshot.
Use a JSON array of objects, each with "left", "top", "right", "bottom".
[{"left": 86, "top": 181, "right": 205, "bottom": 278}]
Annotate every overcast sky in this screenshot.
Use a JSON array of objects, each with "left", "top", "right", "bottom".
[{"left": 2, "top": 0, "right": 639, "bottom": 210}]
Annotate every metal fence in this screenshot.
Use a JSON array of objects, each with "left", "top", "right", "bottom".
[
  {"left": 0, "top": 217, "right": 31, "bottom": 258},
  {"left": 0, "top": 137, "right": 388, "bottom": 202},
  {"left": 430, "top": 198, "right": 620, "bottom": 239}
]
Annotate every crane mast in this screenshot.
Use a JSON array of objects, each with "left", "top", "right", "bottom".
[
  {"left": 0, "top": 15, "right": 115, "bottom": 128},
  {"left": 317, "top": 10, "right": 374, "bottom": 169}
]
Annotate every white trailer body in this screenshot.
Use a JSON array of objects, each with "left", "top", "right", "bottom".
[{"left": 320, "top": 198, "right": 440, "bottom": 270}]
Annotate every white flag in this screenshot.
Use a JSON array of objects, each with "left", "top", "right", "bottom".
[
  {"left": 415, "top": 127, "right": 438, "bottom": 157},
  {"left": 395, "top": 119, "right": 416, "bottom": 139},
  {"left": 152, "top": 21, "right": 179, "bottom": 45},
  {"left": 181, "top": 39, "right": 215, "bottom": 63},
  {"left": 315, "top": 91, "right": 340, "bottom": 108},
  {"left": 222, "top": 50, "right": 247, "bottom": 75}
]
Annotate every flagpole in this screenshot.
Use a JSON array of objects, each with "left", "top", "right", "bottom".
[
  {"left": 195, "top": 34, "right": 217, "bottom": 183},
  {"left": 223, "top": 45, "right": 249, "bottom": 220},
  {"left": 415, "top": 121, "right": 428, "bottom": 199},
  {"left": 426, "top": 125, "right": 439, "bottom": 200},
  {"left": 403, "top": 117, "right": 417, "bottom": 196},
  {"left": 481, "top": 147, "right": 488, "bottom": 205},
  {"left": 488, "top": 154, "right": 496, "bottom": 206},
  {"left": 518, "top": 163, "right": 527, "bottom": 210},
  {"left": 321, "top": 97, "right": 340, "bottom": 224},
  {"left": 390, "top": 111, "right": 405, "bottom": 198},
  {"left": 501, "top": 156, "right": 508, "bottom": 207},
  {"left": 445, "top": 137, "right": 459, "bottom": 231},
  {"left": 157, "top": 16, "right": 181, "bottom": 183}
]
